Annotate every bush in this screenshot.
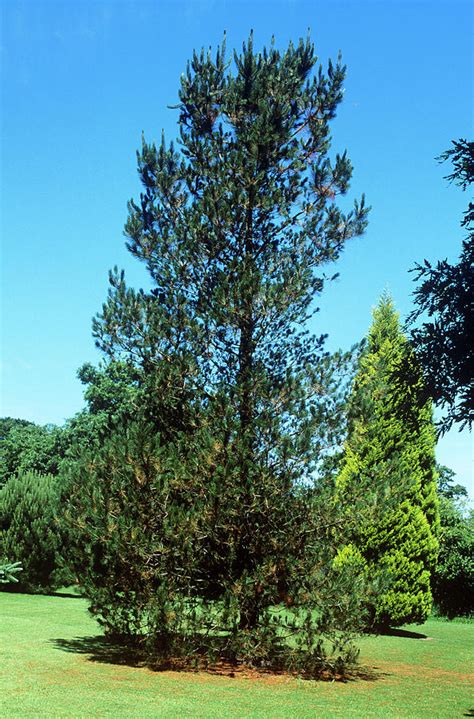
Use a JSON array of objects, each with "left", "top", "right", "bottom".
[{"left": 0, "top": 471, "right": 69, "bottom": 592}]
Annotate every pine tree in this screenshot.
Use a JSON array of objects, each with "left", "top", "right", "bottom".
[
  {"left": 0, "top": 471, "right": 68, "bottom": 592},
  {"left": 336, "top": 295, "right": 439, "bottom": 629},
  {"left": 66, "top": 33, "right": 369, "bottom": 674}
]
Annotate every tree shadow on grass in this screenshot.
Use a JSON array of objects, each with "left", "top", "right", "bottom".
[
  {"left": 1, "top": 587, "right": 82, "bottom": 599},
  {"left": 377, "top": 628, "right": 429, "bottom": 640},
  {"left": 52, "top": 635, "right": 147, "bottom": 668},
  {"left": 50, "top": 634, "right": 385, "bottom": 682},
  {"left": 48, "top": 591, "right": 84, "bottom": 599}
]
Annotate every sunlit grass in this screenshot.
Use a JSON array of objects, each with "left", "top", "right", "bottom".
[{"left": 1, "top": 591, "right": 472, "bottom": 718}]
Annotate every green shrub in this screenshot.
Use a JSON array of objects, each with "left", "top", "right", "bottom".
[{"left": 0, "top": 471, "right": 69, "bottom": 592}]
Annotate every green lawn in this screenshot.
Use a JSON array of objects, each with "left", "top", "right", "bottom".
[{"left": 1, "top": 592, "right": 472, "bottom": 718}]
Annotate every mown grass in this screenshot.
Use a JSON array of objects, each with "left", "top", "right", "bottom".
[{"left": 1, "top": 591, "right": 472, "bottom": 718}]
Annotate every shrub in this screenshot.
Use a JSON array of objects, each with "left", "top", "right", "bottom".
[{"left": 0, "top": 471, "right": 69, "bottom": 592}]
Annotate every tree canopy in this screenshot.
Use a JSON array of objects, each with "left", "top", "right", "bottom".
[
  {"left": 0, "top": 419, "right": 66, "bottom": 486},
  {"left": 409, "top": 139, "right": 473, "bottom": 433},
  {"left": 64, "top": 33, "right": 370, "bottom": 675}
]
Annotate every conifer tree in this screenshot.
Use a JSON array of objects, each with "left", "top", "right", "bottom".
[
  {"left": 67, "top": 33, "right": 369, "bottom": 674},
  {"left": 0, "top": 471, "right": 68, "bottom": 592},
  {"left": 336, "top": 296, "right": 439, "bottom": 629},
  {"left": 409, "top": 139, "right": 473, "bottom": 433}
]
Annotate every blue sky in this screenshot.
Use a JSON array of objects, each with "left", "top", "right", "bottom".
[{"left": 1, "top": 0, "right": 472, "bottom": 494}]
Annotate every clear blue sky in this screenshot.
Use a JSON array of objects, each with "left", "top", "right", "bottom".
[{"left": 1, "top": 0, "right": 472, "bottom": 494}]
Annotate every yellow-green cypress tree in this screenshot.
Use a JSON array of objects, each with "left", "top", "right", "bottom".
[{"left": 337, "top": 295, "right": 439, "bottom": 629}]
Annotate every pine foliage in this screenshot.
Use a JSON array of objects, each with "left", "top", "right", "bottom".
[
  {"left": 0, "top": 560, "right": 22, "bottom": 584},
  {"left": 0, "top": 471, "right": 68, "bottom": 592},
  {"left": 65, "top": 33, "right": 370, "bottom": 675}
]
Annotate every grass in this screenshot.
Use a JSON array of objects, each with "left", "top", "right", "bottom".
[{"left": 1, "top": 592, "right": 473, "bottom": 718}]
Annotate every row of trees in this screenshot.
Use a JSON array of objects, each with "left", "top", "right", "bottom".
[
  {"left": 0, "top": 299, "right": 471, "bottom": 670},
  {"left": 2, "top": 352, "right": 470, "bottom": 616},
  {"left": 1, "top": 34, "right": 472, "bottom": 675}
]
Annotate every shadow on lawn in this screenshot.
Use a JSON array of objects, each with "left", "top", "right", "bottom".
[
  {"left": 48, "top": 591, "right": 84, "bottom": 599},
  {"left": 377, "top": 628, "right": 429, "bottom": 640},
  {"left": 52, "top": 635, "right": 147, "bottom": 668},
  {"left": 50, "top": 634, "right": 384, "bottom": 682},
  {"left": 3, "top": 587, "right": 83, "bottom": 600}
]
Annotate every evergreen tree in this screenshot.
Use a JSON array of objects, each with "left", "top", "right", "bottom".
[
  {"left": 66, "top": 33, "right": 369, "bottom": 674},
  {"left": 0, "top": 471, "right": 69, "bottom": 592},
  {"left": 336, "top": 296, "right": 439, "bottom": 629},
  {"left": 409, "top": 139, "right": 473, "bottom": 433}
]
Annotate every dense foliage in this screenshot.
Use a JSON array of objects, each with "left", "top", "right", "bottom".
[
  {"left": 64, "top": 33, "right": 370, "bottom": 675},
  {"left": 0, "top": 418, "right": 67, "bottom": 486},
  {"left": 64, "top": 417, "right": 366, "bottom": 674},
  {"left": 431, "top": 466, "right": 473, "bottom": 618},
  {"left": 0, "top": 471, "right": 69, "bottom": 592},
  {"left": 409, "top": 139, "right": 473, "bottom": 433},
  {"left": 4, "top": 33, "right": 468, "bottom": 677},
  {"left": 432, "top": 498, "right": 473, "bottom": 618},
  {"left": 336, "top": 296, "right": 439, "bottom": 629}
]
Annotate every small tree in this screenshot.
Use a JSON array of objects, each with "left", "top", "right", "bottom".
[
  {"left": 337, "top": 296, "right": 439, "bottom": 629},
  {"left": 0, "top": 471, "right": 68, "bottom": 592}
]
